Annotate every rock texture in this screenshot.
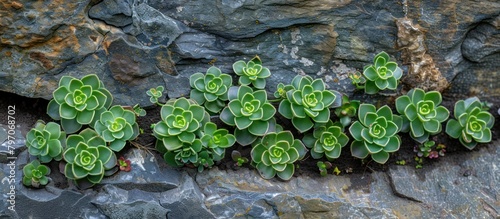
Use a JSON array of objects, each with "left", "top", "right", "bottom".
[{"left": 0, "top": 0, "right": 499, "bottom": 106}]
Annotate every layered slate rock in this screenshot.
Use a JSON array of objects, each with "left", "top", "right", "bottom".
[
  {"left": 100, "top": 148, "right": 180, "bottom": 192},
  {"left": 0, "top": 0, "right": 499, "bottom": 106}
]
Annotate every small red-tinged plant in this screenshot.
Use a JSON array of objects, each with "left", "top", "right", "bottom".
[{"left": 118, "top": 157, "right": 131, "bottom": 172}]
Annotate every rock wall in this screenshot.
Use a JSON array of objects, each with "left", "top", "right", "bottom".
[{"left": 1, "top": 0, "right": 499, "bottom": 106}]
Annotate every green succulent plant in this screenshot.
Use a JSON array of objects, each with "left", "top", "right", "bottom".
[
  {"left": 446, "top": 97, "right": 495, "bottom": 149},
  {"left": 349, "top": 104, "right": 403, "bottom": 164},
  {"left": 22, "top": 160, "right": 51, "bottom": 188},
  {"left": 334, "top": 95, "right": 360, "bottom": 128},
  {"left": 47, "top": 74, "right": 113, "bottom": 134},
  {"left": 233, "top": 56, "right": 271, "bottom": 89},
  {"left": 26, "top": 121, "right": 66, "bottom": 163},
  {"left": 278, "top": 75, "right": 340, "bottom": 133},
  {"left": 274, "top": 83, "right": 294, "bottom": 99},
  {"left": 94, "top": 105, "right": 140, "bottom": 152},
  {"left": 362, "top": 51, "right": 403, "bottom": 94},
  {"left": 146, "top": 86, "right": 165, "bottom": 105},
  {"left": 220, "top": 85, "right": 276, "bottom": 146},
  {"left": 63, "top": 128, "right": 117, "bottom": 188},
  {"left": 250, "top": 131, "right": 308, "bottom": 180},
  {"left": 196, "top": 150, "right": 215, "bottom": 172},
  {"left": 302, "top": 121, "right": 349, "bottom": 161},
  {"left": 395, "top": 88, "right": 449, "bottom": 143},
  {"left": 200, "top": 122, "right": 236, "bottom": 160},
  {"left": 162, "top": 139, "right": 203, "bottom": 168},
  {"left": 153, "top": 98, "right": 210, "bottom": 152},
  {"left": 189, "top": 66, "right": 232, "bottom": 113}
]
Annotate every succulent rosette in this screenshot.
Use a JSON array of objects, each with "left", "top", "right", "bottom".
[
  {"left": 189, "top": 66, "right": 232, "bottom": 113},
  {"left": 446, "top": 97, "right": 495, "bottom": 149},
  {"left": 395, "top": 88, "right": 449, "bottom": 143},
  {"left": 349, "top": 104, "right": 403, "bottom": 164},
  {"left": 146, "top": 86, "right": 165, "bottom": 104},
  {"left": 363, "top": 51, "right": 403, "bottom": 94},
  {"left": 220, "top": 85, "right": 276, "bottom": 146},
  {"left": 251, "top": 131, "right": 308, "bottom": 180},
  {"left": 200, "top": 122, "right": 236, "bottom": 160},
  {"left": 233, "top": 56, "right": 271, "bottom": 89},
  {"left": 153, "top": 98, "right": 209, "bottom": 152},
  {"left": 162, "top": 139, "right": 203, "bottom": 168},
  {"left": 302, "top": 121, "right": 349, "bottom": 161},
  {"left": 94, "top": 105, "right": 140, "bottom": 152},
  {"left": 47, "top": 74, "right": 113, "bottom": 134},
  {"left": 26, "top": 121, "right": 66, "bottom": 163},
  {"left": 278, "top": 75, "right": 339, "bottom": 133},
  {"left": 22, "top": 160, "right": 51, "bottom": 188},
  {"left": 63, "top": 128, "right": 117, "bottom": 188}
]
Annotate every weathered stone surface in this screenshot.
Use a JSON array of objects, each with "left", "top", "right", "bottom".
[
  {"left": 89, "top": 0, "right": 133, "bottom": 27},
  {"left": 388, "top": 144, "right": 500, "bottom": 218},
  {"left": 1, "top": 0, "right": 498, "bottom": 106},
  {"left": 160, "top": 173, "right": 215, "bottom": 218},
  {"left": 92, "top": 185, "right": 168, "bottom": 219},
  {"left": 100, "top": 148, "right": 181, "bottom": 192}
]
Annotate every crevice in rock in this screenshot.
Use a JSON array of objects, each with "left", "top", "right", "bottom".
[{"left": 386, "top": 172, "right": 422, "bottom": 203}]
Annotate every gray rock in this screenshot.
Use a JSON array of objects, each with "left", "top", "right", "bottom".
[
  {"left": 462, "top": 23, "right": 500, "bottom": 63},
  {"left": 160, "top": 173, "right": 215, "bottom": 218},
  {"left": 92, "top": 185, "right": 168, "bottom": 219},
  {"left": 100, "top": 148, "right": 181, "bottom": 192},
  {"left": 0, "top": 124, "right": 25, "bottom": 163},
  {"left": 388, "top": 144, "right": 500, "bottom": 218},
  {"left": 89, "top": 0, "right": 133, "bottom": 27}
]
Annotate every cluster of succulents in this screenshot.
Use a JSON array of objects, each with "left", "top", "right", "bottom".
[
  {"left": 24, "top": 52, "right": 497, "bottom": 188},
  {"left": 153, "top": 98, "right": 235, "bottom": 172}
]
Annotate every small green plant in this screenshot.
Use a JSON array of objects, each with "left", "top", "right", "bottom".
[
  {"left": 414, "top": 140, "right": 446, "bottom": 159},
  {"left": 22, "top": 160, "right": 50, "bottom": 188},
  {"left": 233, "top": 55, "right": 271, "bottom": 89},
  {"left": 250, "top": 131, "right": 308, "bottom": 180},
  {"left": 348, "top": 71, "right": 366, "bottom": 90},
  {"left": 231, "top": 150, "right": 249, "bottom": 167},
  {"left": 132, "top": 104, "right": 147, "bottom": 117},
  {"left": 349, "top": 104, "right": 403, "bottom": 164},
  {"left": 445, "top": 97, "right": 495, "bottom": 149},
  {"left": 26, "top": 121, "right": 66, "bottom": 163},
  {"left": 220, "top": 85, "right": 276, "bottom": 146},
  {"left": 162, "top": 139, "right": 203, "bottom": 168},
  {"left": 278, "top": 75, "right": 339, "bottom": 133},
  {"left": 274, "top": 83, "right": 294, "bottom": 99},
  {"left": 63, "top": 128, "right": 117, "bottom": 188},
  {"left": 302, "top": 121, "right": 349, "bottom": 161},
  {"left": 317, "top": 161, "right": 332, "bottom": 176},
  {"left": 94, "top": 105, "right": 140, "bottom": 152},
  {"left": 200, "top": 122, "right": 236, "bottom": 161},
  {"left": 395, "top": 160, "right": 406, "bottom": 165},
  {"left": 146, "top": 86, "right": 165, "bottom": 106},
  {"left": 395, "top": 88, "right": 450, "bottom": 143},
  {"left": 46, "top": 74, "right": 113, "bottom": 133},
  {"left": 189, "top": 66, "right": 232, "bottom": 113},
  {"left": 334, "top": 95, "right": 360, "bottom": 128},
  {"left": 153, "top": 98, "right": 209, "bottom": 152},
  {"left": 362, "top": 51, "right": 403, "bottom": 94}
]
